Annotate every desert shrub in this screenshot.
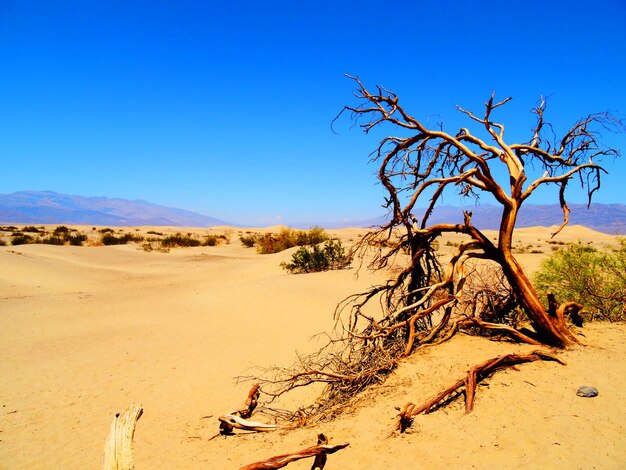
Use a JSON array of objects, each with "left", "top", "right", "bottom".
[
  {"left": 42, "top": 236, "right": 65, "bottom": 245},
  {"left": 11, "top": 234, "right": 35, "bottom": 245},
  {"left": 22, "top": 226, "right": 42, "bottom": 233},
  {"left": 281, "top": 239, "right": 352, "bottom": 274},
  {"left": 534, "top": 239, "right": 626, "bottom": 322},
  {"left": 0, "top": 239, "right": 7, "bottom": 246},
  {"left": 66, "top": 233, "right": 88, "bottom": 246},
  {"left": 256, "top": 233, "right": 280, "bottom": 254},
  {"left": 203, "top": 235, "right": 226, "bottom": 247},
  {"left": 161, "top": 233, "right": 202, "bottom": 248},
  {"left": 101, "top": 232, "right": 144, "bottom": 245},
  {"left": 99, "top": 227, "right": 115, "bottom": 234},
  {"left": 254, "top": 227, "right": 330, "bottom": 254},
  {"left": 53, "top": 226, "right": 71, "bottom": 236},
  {"left": 240, "top": 233, "right": 260, "bottom": 248},
  {"left": 0, "top": 225, "right": 18, "bottom": 232},
  {"left": 295, "top": 226, "right": 328, "bottom": 245},
  {"left": 147, "top": 230, "right": 163, "bottom": 236},
  {"left": 222, "top": 229, "right": 233, "bottom": 244}
]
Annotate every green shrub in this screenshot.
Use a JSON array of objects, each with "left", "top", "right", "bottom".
[
  {"left": 281, "top": 239, "right": 352, "bottom": 274},
  {"left": 534, "top": 239, "right": 625, "bottom": 322}
]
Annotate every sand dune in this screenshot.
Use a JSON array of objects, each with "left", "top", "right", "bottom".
[{"left": 0, "top": 226, "right": 624, "bottom": 469}]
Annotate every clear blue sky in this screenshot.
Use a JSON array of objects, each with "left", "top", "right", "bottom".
[{"left": 1, "top": 0, "right": 625, "bottom": 226}]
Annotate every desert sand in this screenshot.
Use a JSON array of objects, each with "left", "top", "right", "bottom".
[{"left": 1, "top": 225, "right": 624, "bottom": 469}]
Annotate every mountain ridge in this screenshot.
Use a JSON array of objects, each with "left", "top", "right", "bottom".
[
  {"left": 0, "top": 191, "right": 624, "bottom": 233},
  {"left": 0, "top": 191, "right": 229, "bottom": 227}
]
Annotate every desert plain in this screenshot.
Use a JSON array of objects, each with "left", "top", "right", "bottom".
[{"left": 0, "top": 224, "right": 625, "bottom": 469}]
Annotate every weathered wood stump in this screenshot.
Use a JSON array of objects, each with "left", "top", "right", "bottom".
[{"left": 103, "top": 403, "right": 143, "bottom": 470}]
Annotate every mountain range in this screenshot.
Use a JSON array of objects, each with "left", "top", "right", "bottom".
[
  {"left": 0, "top": 191, "right": 228, "bottom": 227},
  {"left": 0, "top": 191, "right": 624, "bottom": 234}
]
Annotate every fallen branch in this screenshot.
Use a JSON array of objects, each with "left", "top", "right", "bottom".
[
  {"left": 218, "top": 384, "right": 275, "bottom": 435},
  {"left": 398, "top": 351, "right": 565, "bottom": 432},
  {"left": 218, "top": 414, "right": 277, "bottom": 433},
  {"left": 103, "top": 403, "right": 143, "bottom": 470},
  {"left": 240, "top": 433, "right": 349, "bottom": 470}
]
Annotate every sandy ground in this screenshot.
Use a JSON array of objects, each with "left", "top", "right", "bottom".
[{"left": 0, "top": 225, "right": 624, "bottom": 469}]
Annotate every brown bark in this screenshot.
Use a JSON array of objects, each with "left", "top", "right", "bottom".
[
  {"left": 499, "top": 251, "right": 573, "bottom": 346},
  {"left": 239, "top": 434, "right": 349, "bottom": 470}
]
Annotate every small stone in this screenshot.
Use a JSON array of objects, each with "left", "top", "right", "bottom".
[{"left": 576, "top": 386, "right": 598, "bottom": 398}]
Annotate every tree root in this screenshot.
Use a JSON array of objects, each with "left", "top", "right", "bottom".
[
  {"left": 398, "top": 350, "right": 566, "bottom": 432},
  {"left": 239, "top": 433, "right": 349, "bottom": 470}
]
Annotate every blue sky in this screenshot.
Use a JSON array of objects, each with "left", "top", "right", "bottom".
[{"left": 1, "top": 0, "right": 625, "bottom": 226}]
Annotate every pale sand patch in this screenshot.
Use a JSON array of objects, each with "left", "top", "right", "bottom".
[{"left": 0, "top": 225, "right": 623, "bottom": 469}]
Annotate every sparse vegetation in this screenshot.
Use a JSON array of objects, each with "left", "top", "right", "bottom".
[
  {"left": 66, "top": 233, "right": 88, "bottom": 246},
  {"left": 41, "top": 236, "right": 65, "bottom": 245},
  {"left": 281, "top": 240, "right": 352, "bottom": 274},
  {"left": 241, "top": 227, "right": 329, "bottom": 254},
  {"left": 53, "top": 226, "right": 71, "bottom": 236},
  {"left": 11, "top": 234, "right": 35, "bottom": 245},
  {"left": 101, "top": 232, "right": 144, "bottom": 245},
  {"left": 161, "top": 233, "right": 202, "bottom": 247},
  {"left": 239, "top": 233, "right": 259, "bottom": 248},
  {"left": 534, "top": 239, "right": 626, "bottom": 322}
]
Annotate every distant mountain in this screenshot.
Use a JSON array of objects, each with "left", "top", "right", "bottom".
[
  {"left": 0, "top": 191, "right": 230, "bottom": 227},
  {"left": 354, "top": 203, "right": 626, "bottom": 234},
  {"left": 1, "top": 191, "right": 623, "bottom": 233}
]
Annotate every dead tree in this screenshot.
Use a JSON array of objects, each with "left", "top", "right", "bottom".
[
  {"left": 338, "top": 75, "right": 621, "bottom": 349},
  {"left": 247, "top": 77, "right": 620, "bottom": 426}
]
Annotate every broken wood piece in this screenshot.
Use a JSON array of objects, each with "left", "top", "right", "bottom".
[
  {"left": 398, "top": 350, "right": 565, "bottom": 432},
  {"left": 218, "top": 414, "right": 277, "bottom": 434},
  {"left": 237, "top": 384, "right": 261, "bottom": 419},
  {"left": 239, "top": 434, "right": 349, "bottom": 470},
  {"left": 311, "top": 433, "right": 329, "bottom": 470},
  {"left": 219, "top": 384, "right": 269, "bottom": 435},
  {"left": 103, "top": 403, "right": 143, "bottom": 470}
]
